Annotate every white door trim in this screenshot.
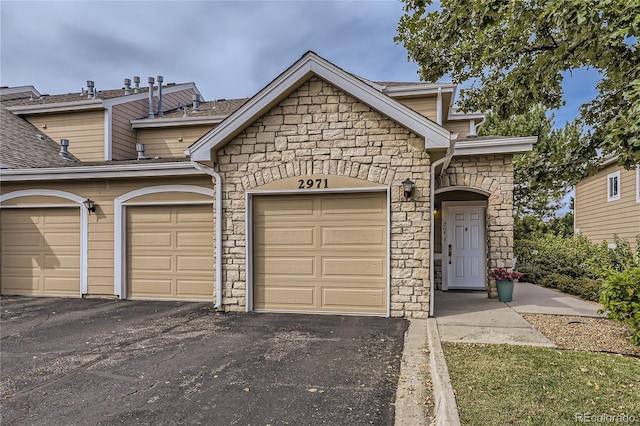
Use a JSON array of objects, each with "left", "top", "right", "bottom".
[
  {"left": 441, "top": 200, "right": 487, "bottom": 291},
  {"left": 1, "top": 189, "right": 88, "bottom": 295},
  {"left": 245, "top": 186, "right": 391, "bottom": 317},
  {"left": 113, "top": 185, "right": 214, "bottom": 299}
]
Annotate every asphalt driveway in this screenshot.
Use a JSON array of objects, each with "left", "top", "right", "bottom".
[{"left": 1, "top": 297, "right": 408, "bottom": 425}]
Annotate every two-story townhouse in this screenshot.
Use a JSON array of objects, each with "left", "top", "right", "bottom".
[
  {"left": 575, "top": 157, "right": 640, "bottom": 252},
  {"left": 1, "top": 52, "right": 535, "bottom": 318}
]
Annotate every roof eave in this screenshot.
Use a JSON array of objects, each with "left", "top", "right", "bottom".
[
  {"left": 0, "top": 162, "right": 203, "bottom": 181},
  {"left": 131, "top": 115, "right": 226, "bottom": 128},
  {"left": 189, "top": 52, "right": 450, "bottom": 161},
  {"left": 453, "top": 136, "right": 537, "bottom": 156}
]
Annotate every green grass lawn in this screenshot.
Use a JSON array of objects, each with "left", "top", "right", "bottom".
[{"left": 442, "top": 343, "right": 640, "bottom": 425}]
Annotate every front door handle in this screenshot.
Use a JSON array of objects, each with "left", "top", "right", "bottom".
[{"left": 448, "top": 244, "right": 452, "bottom": 264}]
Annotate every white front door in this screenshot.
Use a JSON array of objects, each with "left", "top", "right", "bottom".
[{"left": 443, "top": 204, "right": 486, "bottom": 290}]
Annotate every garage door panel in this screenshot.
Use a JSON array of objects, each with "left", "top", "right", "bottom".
[
  {"left": 44, "top": 277, "right": 80, "bottom": 293},
  {"left": 322, "top": 227, "right": 384, "bottom": 246},
  {"left": 254, "top": 286, "right": 315, "bottom": 308},
  {"left": 176, "top": 280, "right": 213, "bottom": 297},
  {"left": 2, "top": 232, "right": 40, "bottom": 248},
  {"left": 43, "top": 232, "right": 79, "bottom": 247},
  {"left": 176, "top": 231, "right": 213, "bottom": 247},
  {"left": 253, "top": 193, "right": 387, "bottom": 315},
  {"left": 255, "top": 227, "right": 314, "bottom": 246},
  {"left": 130, "top": 232, "right": 172, "bottom": 247},
  {"left": 254, "top": 197, "right": 315, "bottom": 218},
  {"left": 321, "top": 194, "right": 385, "bottom": 215},
  {"left": 176, "top": 255, "right": 212, "bottom": 272},
  {"left": 129, "top": 279, "right": 172, "bottom": 296},
  {"left": 127, "top": 205, "right": 214, "bottom": 301},
  {"left": 255, "top": 256, "right": 315, "bottom": 276},
  {"left": 43, "top": 211, "right": 79, "bottom": 224},
  {"left": 130, "top": 255, "right": 172, "bottom": 271},
  {"left": 323, "top": 288, "right": 385, "bottom": 308},
  {"left": 2, "top": 277, "right": 38, "bottom": 292},
  {"left": 44, "top": 254, "right": 79, "bottom": 269},
  {"left": 322, "top": 258, "right": 385, "bottom": 277}
]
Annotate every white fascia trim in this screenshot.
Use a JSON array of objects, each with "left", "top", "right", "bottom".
[
  {"left": 131, "top": 115, "right": 226, "bottom": 128},
  {"left": 0, "top": 162, "right": 204, "bottom": 181},
  {"left": 453, "top": 136, "right": 537, "bottom": 156},
  {"left": 7, "top": 99, "right": 104, "bottom": 114},
  {"left": 113, "top": 184, "right": 215, "bottom": 299},
  {"left": 189, "top": 53, "right": 450, "bottom": 161},
  {"left": 383, "top": 84, "right": 456, "bottom": 97},
  {"left": 0, "top": 85, "right": 41, "bottom": 97},
  {"left": 636, "top": 166, "right": 640, "bottom": 203},
  {"left": 104, "top": 107, "right": 112, "bottom": 161},
  {"left": 6, "top": 83, "right": 200, "bottom": 115},
  {"left": 446, "top": 111, "right": 486, "bottom": 121},
  {"left": 0, "top": 189, "right": 89, "bottom": 295}
]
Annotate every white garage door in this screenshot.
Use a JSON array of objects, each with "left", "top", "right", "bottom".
[
  {"left": 1, "top": 208, "right": 80, "bottom": 296},
  {"left": 127, "top": 204, "right": 214, "bottom": 301},
  {"left": 253, "top": 192, "right": 387, "bottom": 315}
]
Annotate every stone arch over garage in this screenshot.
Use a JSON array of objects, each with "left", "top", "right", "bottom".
[
  {"left": 434, "top": 156, "right": 515, "bottom": 298},
  {"left": 239, "top": 159, "right": 394, "bottom": 190}
]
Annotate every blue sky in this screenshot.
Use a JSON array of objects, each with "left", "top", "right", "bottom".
[{"left": 1, "top": 0, "right": 599, "bottom": 127}]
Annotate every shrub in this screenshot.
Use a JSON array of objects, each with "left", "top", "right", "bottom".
[
  {"left": 537, "top": 273, "right": 602, "bottom": 302},
  {"left": 600, "top": 266, "right": 640, "bottom": 345}
]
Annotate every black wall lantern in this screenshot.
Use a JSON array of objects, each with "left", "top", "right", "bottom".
[
  {"left": 83, "top": 198, "right": 96, "bottom": 214},
  {"left": 402, "top": 178, "right": 414, "bottom": 200}
]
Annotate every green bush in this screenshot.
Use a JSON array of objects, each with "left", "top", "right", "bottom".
[
  {"left": 515, "top": 233, "right": 638, "bottom": 302},
  {"left": 537, "top": 273, "right": 603, "bottom": 302},
  {"left": 599, "top": 266, "right": 640, "bottom": 345}
]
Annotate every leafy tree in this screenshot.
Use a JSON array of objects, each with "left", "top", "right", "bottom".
[
  {"left": 396, "top": 0, "right": 640, "bottom": 168},
  {"left": 479, "top": 106, "right": 587, "bottom": 220}
]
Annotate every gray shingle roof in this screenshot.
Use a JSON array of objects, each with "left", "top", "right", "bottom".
[{"left": 0, "top": 106, "right": 80, "bottom": 169}]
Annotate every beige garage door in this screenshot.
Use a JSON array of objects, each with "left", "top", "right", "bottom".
[
  {"left": 1, "top": 208, "right": 80, "bottom": 296},
  {"left": 253, "top": 192, "right": 387, "bottom": 314},
  {"left": 127, "top": 204, "right": 214, "bottom": 300}
]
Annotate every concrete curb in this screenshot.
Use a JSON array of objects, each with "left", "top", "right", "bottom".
[
  {"left": 427, "top": 318, "right": 461, "bottom": 426},
  {"left": 394, "top": 319, "right": 429, "bottom": 426}
]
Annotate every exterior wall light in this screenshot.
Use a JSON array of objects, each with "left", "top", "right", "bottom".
[
  {"left": 402, "top": 178, "right": 414, "bottom": 200},
  {"left": 83, "top": 198, "right": 96, "bottom": 214}
]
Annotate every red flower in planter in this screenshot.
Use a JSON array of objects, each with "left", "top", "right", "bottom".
[{"left": 489, "top": 268, "right": 524, "bottom": 281}]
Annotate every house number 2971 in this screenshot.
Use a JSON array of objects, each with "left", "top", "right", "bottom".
[{"left": 298, "top": 178, "right": 329, "bottom": 189}]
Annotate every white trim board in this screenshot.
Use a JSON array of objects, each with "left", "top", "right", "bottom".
[
  {"left": 0, "top": 162, "right": 205, "bottom": 181},
  {"left": 113, "top": 185, "right": 215, "bottom": 299},
  {"left": 0, "top": 189, "right": 89, "bottom": 295}
]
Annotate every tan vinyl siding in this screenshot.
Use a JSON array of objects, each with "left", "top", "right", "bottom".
[
  {"left": 575, "top": 164, "right": 640, "bottom": 252},
  {"left": 443, "top": 120, "right": 471, "bottom": 139},
  {"left": 25, "top": 110, "right": 105, "bottom": 161},
  {"left": 111, "top": 89, "right": 196, "bottom": 160},
  {"left": 1, "top": 175, "right": 214, "bottom": 296},
  {"left": 136, "top": 125, "right": 215, "bottom": 158},
  {"left": 395, "top": 96, "right": 438, "bottom": 121}
]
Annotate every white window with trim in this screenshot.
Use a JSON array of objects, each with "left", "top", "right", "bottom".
[{"left": 607, "top": 170, "right": 620, "bottom": 202}]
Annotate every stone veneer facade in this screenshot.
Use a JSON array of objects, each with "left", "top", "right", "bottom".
[
  {"left": 215, "top": 77, "right": 433, "bottom": 318},
  {"left": 435, "top": 155, "right": 515, "bottom": 298}
]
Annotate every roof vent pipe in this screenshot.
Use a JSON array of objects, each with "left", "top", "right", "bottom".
[
  {"left": 124, "top": 78, "right": 131, "bottom": 95},
  {"left": 136, "top": 143, "right": 146, "bottom": 160},
  {"left": 59, "top": 139, "right": 70, "bottom": 159},
  {"left": 193, "top": 93, "right": 201, "bottom": 112},
  {"left": 147, "top": 77, "right": 155, "bottom": 119},
  {"left": 86, "top": 81, "right": 95, "bottom": 99},
  {"left": 133, "top": 76, "right": 140, "bottom": 93},
  {"left": 156, "top": 75, "right": 164, "bottom": 117}
]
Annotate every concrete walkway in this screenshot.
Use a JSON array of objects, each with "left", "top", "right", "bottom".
[
  {"left": 433, "top": 282, "right": 604, "bottom": 347},
  {"left": 427, "top": 282, "right": 607, "bottom": 425}
]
